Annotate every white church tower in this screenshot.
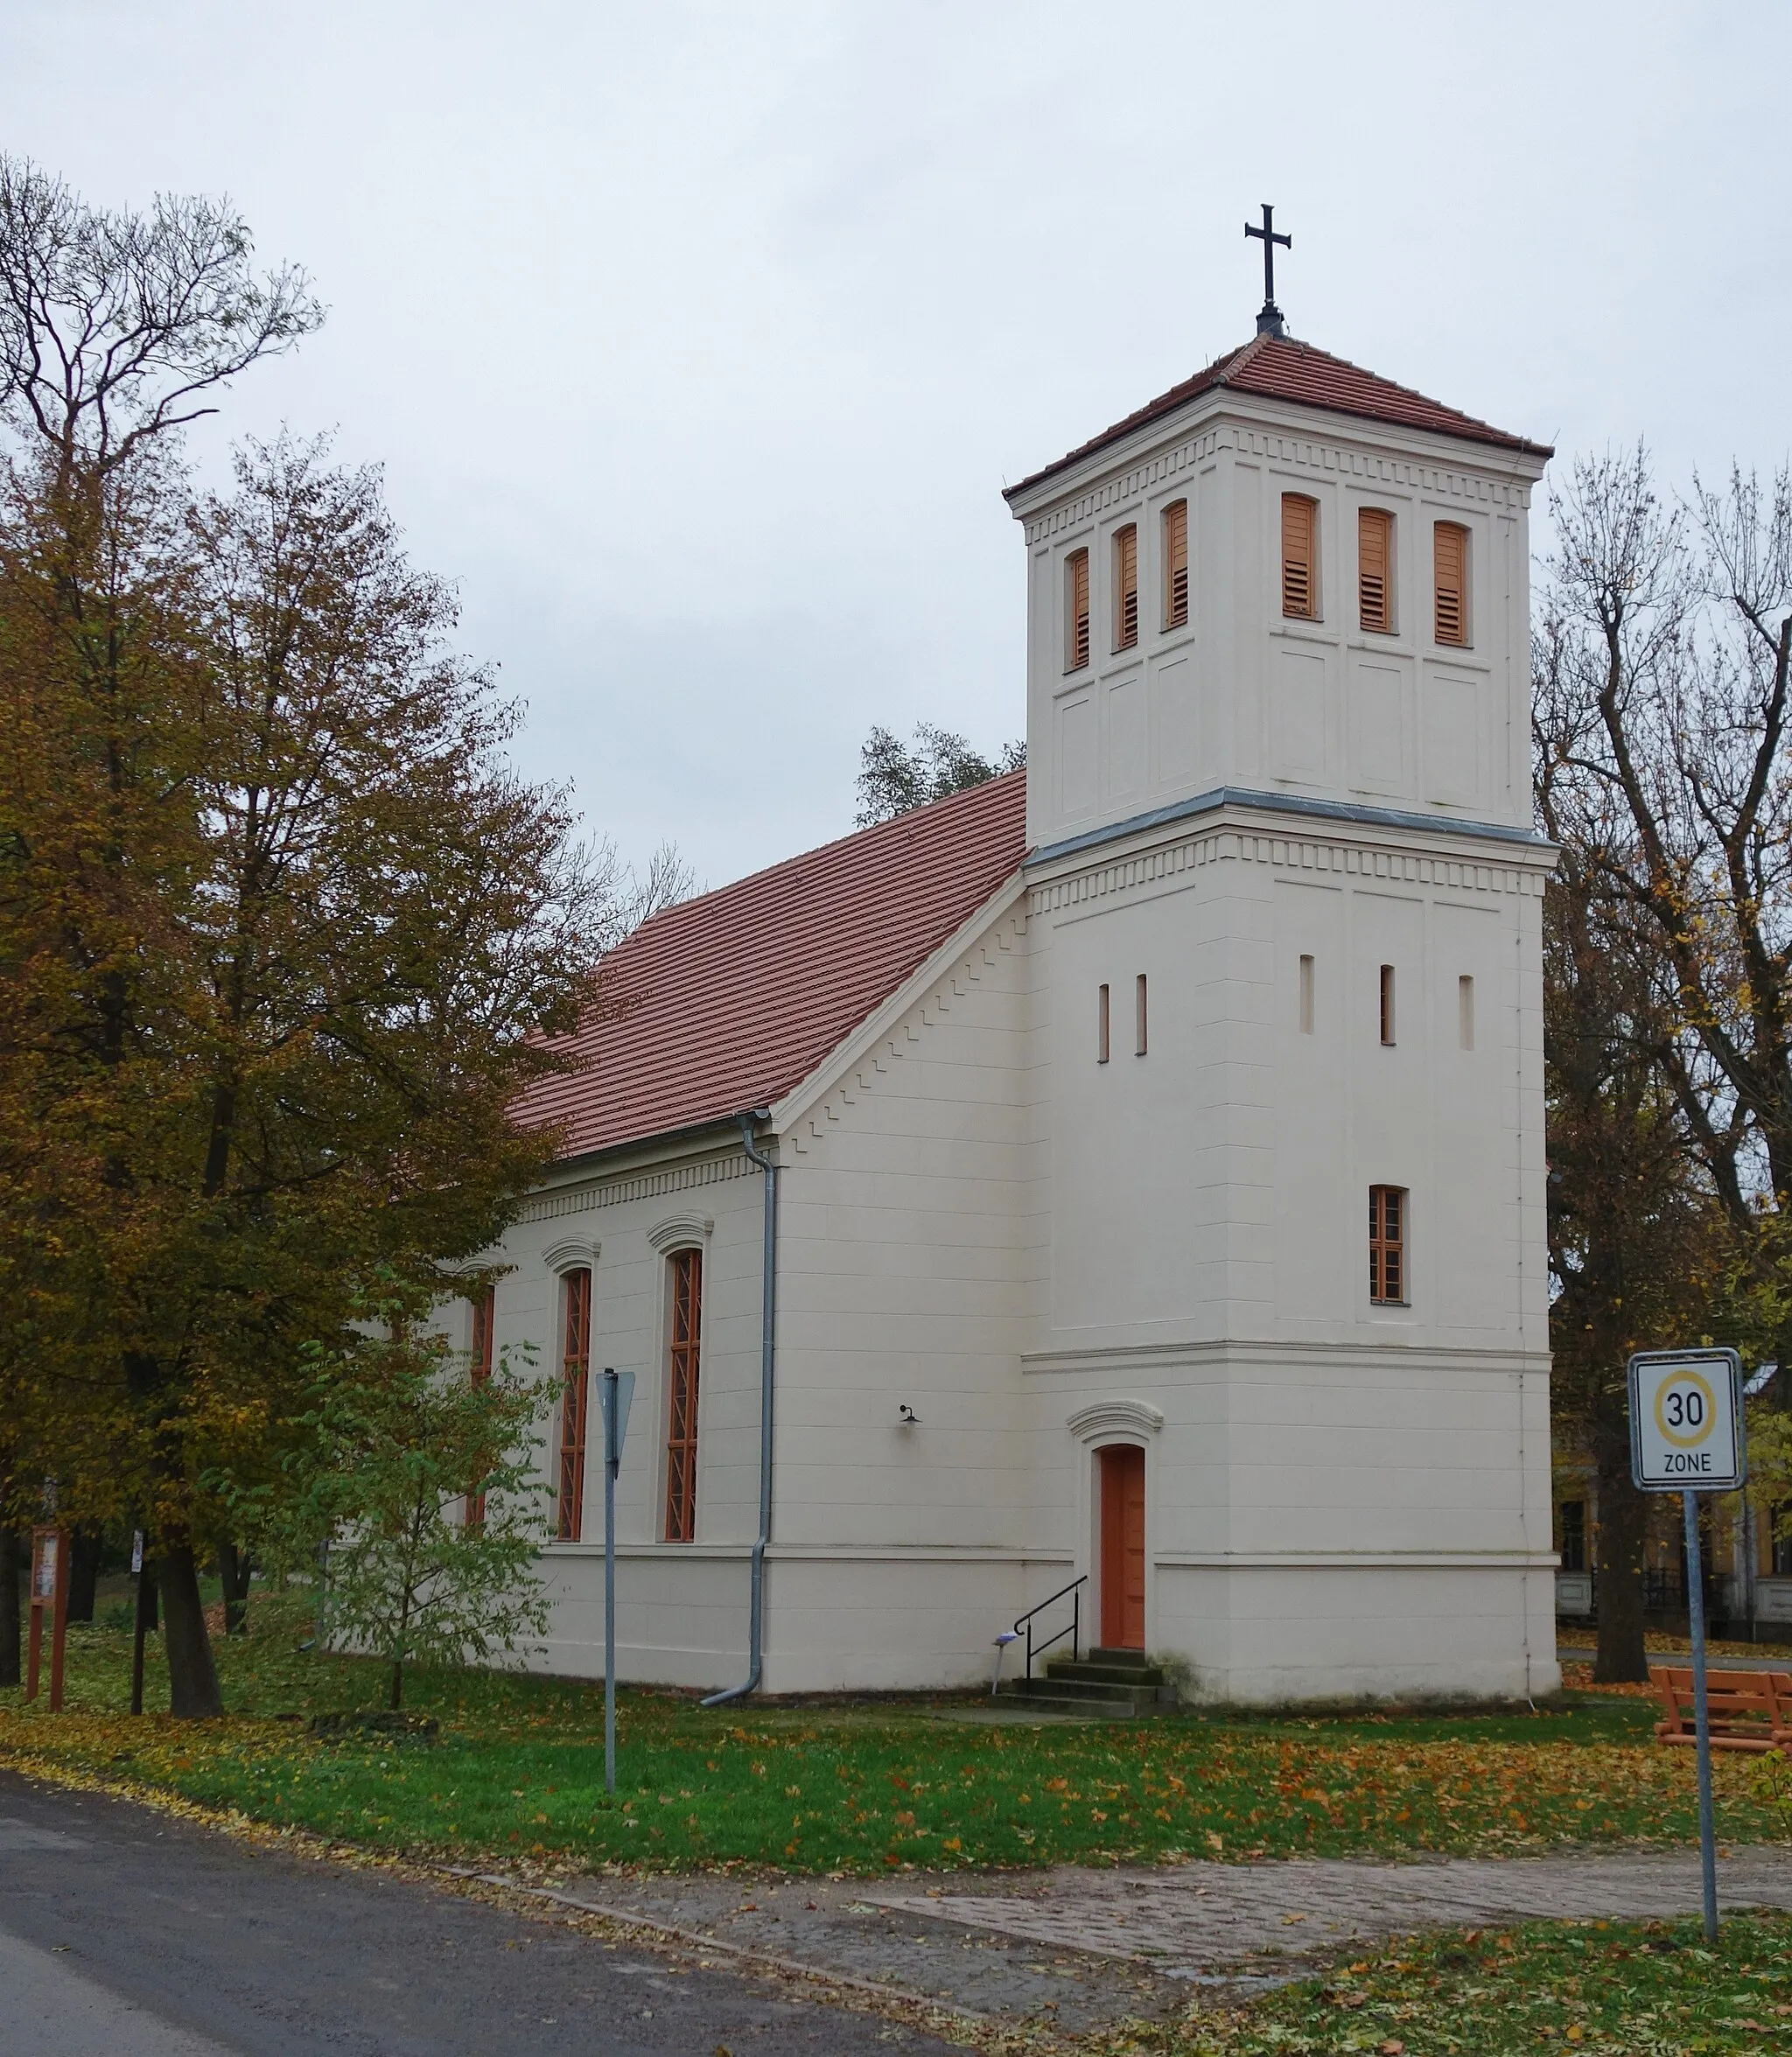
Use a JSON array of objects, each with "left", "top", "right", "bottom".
[{"left": 1003, "top": 248, "right": 1560, "bottom": 1700}]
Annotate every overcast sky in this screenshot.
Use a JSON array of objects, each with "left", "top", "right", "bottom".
[{"left": 4, "top": 2, "right": 1788, "bottom": 887}]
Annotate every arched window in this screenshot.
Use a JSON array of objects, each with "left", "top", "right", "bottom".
[
  {"left": 664, "top": 1249, "right": 704, "bottom": 1543},
  {"left": 556, "top": 1269, "right": 591, "bottom": 1541},
  {"left": 464, "top": 1284, "right": 495, "bottom": 1531}
]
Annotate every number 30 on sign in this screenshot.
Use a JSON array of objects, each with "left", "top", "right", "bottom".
[{"left": 1628, "top": 1348, "right": 1746, "bottom": 1492}]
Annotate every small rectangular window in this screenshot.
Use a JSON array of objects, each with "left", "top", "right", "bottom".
[
  {"left": 1163, "top": 500, "right": 1189, "bottom": 630},
  {"left": 1134, "top": 973, "right": 1147, "bottom": 1057},
  {"left": 1096, "top": 983, "right": 1110, "bottom": 1063},
  {"left": 465, "top": 1284, "right": 496, "bottom": 1531},
  {"left": 556, "top": 1269, "right": 592, "bottom": 1542},
  {"left": 664, "top": 1248, "right": 703, "bottom": 1543},
  {"left": 1281, "top": 493, "right": 1318, "bottom": 619},
  {"left": 1358, "top": 507, "right": 1394, "bottom": 633},
  {"left": 1459, "top": 974, "right": 1474, "bottom": 1050},
  {"left": 1113, "top": 524, "right": 1138, "bottom": 651},
  {"left": 1298, "top": 954, "right": 1314, "bottom": 1034},
  {"left": 1434, "top": 521, "right": 1469, "bottom": 646},
  {"left": 1558, "top": 1500, "right": 1586, "bottom": 1574},
  {"left": 1774, "top": 1504, "right": 1792, "bottom": 1577},
  {"left": 1368, "top": 1186, "right": 1407, "bottom": 1305},
  {"left": 1379, "top": 964, "right": 1396, "bottom": 1046},
  {"left": 1066, "top": 548, "right": 1091, "bottom": 671}
]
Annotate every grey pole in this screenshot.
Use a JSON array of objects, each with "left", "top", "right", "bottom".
[
  {"left": 1683, "top": 1489, "right": 1718, "bottom": 1942},
  {"left": 604, "top": 1366, "right": 619, "bottom": 1796}
]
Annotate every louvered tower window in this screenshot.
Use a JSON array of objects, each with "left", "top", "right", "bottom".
[
  {"left": 1065, "top": 549, "right": 1091, "bottom": 671},
  {"left": 1434, "top": 521, "right": 1470, "bottom": 646},
  {"left": 1113, "top": 525, "right": 1138, "bottom": 650},
  {"left": 1163, "top": 500, "right": 1189, "bottom": 629},
  {"left": 556, "top": 1269, "right": 591, "bottom": 1542},
  {"left": 1368, "top": 1186, "right": 1407, "bottom": 1305},
  {"left": 664, "top": 1249, "right": 704, "bottom": 1543},
  {"left": 1281, "top": 494, "right": 1318, "bottom": 619},
  {"left": 1358, "top": 507, "right": 1394, "bottom": 633}
]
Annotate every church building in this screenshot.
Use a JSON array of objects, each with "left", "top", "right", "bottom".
[{"left": 480, "top": 295, "right": 1561, "bottom": 1705}]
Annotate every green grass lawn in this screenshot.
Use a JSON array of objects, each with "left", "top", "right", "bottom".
[
  {"left": 3, "top": 1601, "right": 1789, "bottom": 1877},
  {"left": 1139, "top": 1913, "right": 1792, "bottom": 2057}
]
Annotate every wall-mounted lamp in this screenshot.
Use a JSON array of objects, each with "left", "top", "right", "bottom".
[{"left": 898, "top": 1404, "right": 921, "bottom": 1424}]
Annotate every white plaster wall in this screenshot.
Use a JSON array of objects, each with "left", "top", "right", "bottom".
[{"left": 483, "top": 1142, "right": 768, "bottom": 1690}]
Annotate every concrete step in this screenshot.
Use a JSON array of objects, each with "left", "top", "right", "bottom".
[
  {"left": 1045, "top": 1657, "right": 1166, "bottom": 1688},
  {"left": 1088, "top": 1647, "right": 1154, "bottom": 1668},
  {"left": 998, "top": 1688, "right": 1147, "bottom": 1719},
  {"left": 1004, "top": 1675, "right": 1137, "bottom": 1703}
]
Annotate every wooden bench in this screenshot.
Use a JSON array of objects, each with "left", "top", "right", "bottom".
[{"left": 1652, "top": 1666, "right": 1792, "bottom": 1753}]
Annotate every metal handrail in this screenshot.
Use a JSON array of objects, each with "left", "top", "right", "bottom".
[{"left": 1013, "top": 1575, "right": 1087, "bottom": 1680}]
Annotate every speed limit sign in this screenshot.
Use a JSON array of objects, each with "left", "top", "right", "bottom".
[{"left": 1628, "top": 1348, "right": 1746, "bottom": 1491}]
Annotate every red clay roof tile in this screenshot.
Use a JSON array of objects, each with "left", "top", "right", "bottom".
[
  {"left": 1005, "top": 332, "right": 1551, "bottom": 500},
  {"left": 515, "top": 769, "right": 1028, "bottom": 1163}
]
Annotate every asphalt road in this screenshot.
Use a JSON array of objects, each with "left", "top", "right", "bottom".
[{"left": 0, "top": 1771, "right": 959, "bottom": 2056}]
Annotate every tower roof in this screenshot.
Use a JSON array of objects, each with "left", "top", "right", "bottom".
[
  {"left": 514, "top": 769, "right": 1029, "bottom": 1163},
  {"left": 1005, "top": 332, "right": 1552, "bottom": 502}
]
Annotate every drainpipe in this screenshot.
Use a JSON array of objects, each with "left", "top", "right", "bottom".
[{"left": 702, "top": 1109, "right": 777, "bottom": 1706}]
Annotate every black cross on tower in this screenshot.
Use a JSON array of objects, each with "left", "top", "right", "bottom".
[{"left": 1244, "top": 204, "right": 1291, "bottom": 338}]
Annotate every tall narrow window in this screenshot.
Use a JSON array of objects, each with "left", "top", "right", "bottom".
[
  {"left": 1434, "top": 521, "right": 1469, "bottom": 646},
  {"left": 1379, "top": 964, "right": 1396, "bottom": 1046},
  {"left": 1281, "top": 493, "right": 1318, "bottom": 619},
  {"left": 1096, "top": 983, "right": 1110, "bottom": 1063},
  {"left": 664, "top": 1249, "right": 703, "bottom": 1543},
  {"left": 1163, "top": 499, "right": 1189, "bottom": 629},
  {"left": 1113, "top": 524, "right": 1138, "bottom": 650},
  {"left": 1298, "top": 954, "right": 1315, "bottom": 1034},
  {"left": 1066, "top": 548, "right": 1091, "bottom": 671},
  {"left": 1558, "top": 1501, "right": 1586, "bottom": 1574},
  {"left": 465, "top": 1284, "right": 495, "bottom": 1531},
  {"left": 1358, "top": 507, "right": 1393, "bottom": 633},
  {"left": 1774, "top": 1505, "right": 1792, "bottom": 1576},
  {"left": 1459, "top": 974, "right": 1475, "bottom": 1051},
  {"left": 1134, "top": 973, "right": 1148, "bottom": 1057},
  {"left": 1368, "top": 1186, "right": 1407, "bottom": 1305},
  {"left": 556, "top": 1269, "right": 591, "bottom": 1543}
]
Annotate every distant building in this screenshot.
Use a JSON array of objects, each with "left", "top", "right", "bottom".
[{"left": 475, "top": 320, "right": 1567, "bottom": 1703}]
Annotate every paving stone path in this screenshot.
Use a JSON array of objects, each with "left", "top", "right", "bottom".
[{"left": 595, "top": 1844, "right": 1792, "bottom": 2030}]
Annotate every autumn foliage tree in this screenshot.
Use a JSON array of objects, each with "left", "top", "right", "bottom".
[
  {"left": 0, "top": 160, "right": 606, "bottom": 1712},
  {"left": 1536, "top": 444, "right": 1792, "bottom": 1666}
]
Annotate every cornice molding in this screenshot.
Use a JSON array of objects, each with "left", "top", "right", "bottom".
[
  {"left": 516, "top": 1151, "right": 752, "bottom": 1226},
  {"left": 1066, "top": 1398, "right": 1165, "bottom": 1443},
  {"left": 647, "top": 1210, "right": 714, "bottom": 1254},
  {"left": 1023, "top": 416, "right": 1531, "bottom": 546},
  {"left": 541, "top": 1236, "right": 600, "bottom": 1274},
  {"left": 1029, "top": 815, "right": 1548, "bottom": 922}
]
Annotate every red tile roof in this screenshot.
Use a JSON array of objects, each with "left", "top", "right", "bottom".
[
  {"left": 1005, "top": 332, "right": 1552, "bottom": 500},
  {"left": 516, "top": 768, "right": 1029, "bottom": 1162}
]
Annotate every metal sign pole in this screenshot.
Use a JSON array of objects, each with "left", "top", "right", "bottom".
[
  {"left": 604, "top": 1366, "right": 618, "bottom": 1797},
  {"left": 1682, "top": 1490, "right": 1718, "bottom": 1942},
  {"left": 1628, "top": 1347, "right": 1746, "bottom": 1948},
  {"left": 594, "top": 1366, "right": 634, "bottom": 1799},
  {"left": 130, "top": 1529, "right": 149, "bottom": 1718}
]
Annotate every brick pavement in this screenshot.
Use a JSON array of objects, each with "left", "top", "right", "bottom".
[{"left": 590, "top": 1843, "right": 1792, "bottom": 2026}]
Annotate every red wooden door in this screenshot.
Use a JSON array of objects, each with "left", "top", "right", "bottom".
[{"left": 1098, "top": 1445, "right": 1145, "bottom": 1648}]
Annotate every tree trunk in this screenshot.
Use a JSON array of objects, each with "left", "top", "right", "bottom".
[
  {"left": 158, "top": 1544, "right": 223, "bottom": 1717},
  {"left": 217, "top": 1541, "right": 252, "bottom": 1635},
  {"left": 66, "top": 1529, "right": 101, "bottom": 1623},
  {"left": 0, "top": 1529, "right": 20, "bottom": 1688},
  {"left": 1593, "top": 1413, "right": 1650, "bottom": 1683},
  {"left": 388, "top": 1659, "right": 403, "bottom": 1711}
]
